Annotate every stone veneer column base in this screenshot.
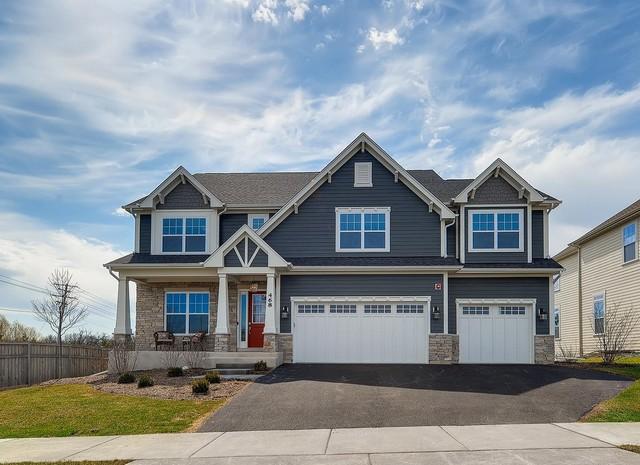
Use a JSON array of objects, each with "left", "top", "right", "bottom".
[
  {"left": 214, "top": 334, "right": 230, "bottom": 352},
  {"left": 263, "top": 333, "right": 277, "bottom": 352},
  {"left": 429, "top": 334, "right": 459, "bottom": 364},
  {"left": 276, "top": 334, "right": 293, "bottom": 363},
  {"left": 535, "top": 335, "right": 555, "bottom": 364}
]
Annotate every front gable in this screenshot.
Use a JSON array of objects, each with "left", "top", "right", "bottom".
[
  {"left": 205, "top": 225, "right": 288, "bottom": 268},
  {"left": 264, "top": 150, "right": 444, "bottom": 258},
  {"left": 467, "top": 175, "right": 525, "bottom": 205},
  {"left": 157, "top": 181, "right": 210, "bottom": 209}
]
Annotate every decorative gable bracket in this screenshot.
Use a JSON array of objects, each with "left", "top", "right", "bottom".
[{"left": 205, "top": 225, "right": 289, "bottom": 268}]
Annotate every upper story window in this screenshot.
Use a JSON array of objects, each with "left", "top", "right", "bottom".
[
  {"left": 593, "top": 292, "right": 605, "bottom": 335},
  {"left": 336, "top": 207, "right": 390, "bottom": 252},
  {"left": 623, "top": 222, "right": 637, "bottom": 263},
  {"left": 554, "top": 308, "right": 560, "bottom": 339},
  {"left": 354, "top": 162, "right": 373, "bottom": 187},
  {"left": 162, "top": 217, "right": 206, "bottom": 253},
  {"left": 248, "top": 213, "right": 269, "bottom": 231},
  {"left": 469, "top": 209, "right": 523, "bottom": 252}
]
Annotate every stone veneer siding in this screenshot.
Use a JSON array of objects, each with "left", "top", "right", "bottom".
[
  {"left": 276, "top": 334, "right": 293, "bottom": 363},
  {"left": 428, "top": 334, "right": 459, "bottom": 364},
  {"left": 136, "top": 282, "right": 220, "bottom": 351},
  {"left": 535, "top": 335, "right": 555, "bottom": 364}
]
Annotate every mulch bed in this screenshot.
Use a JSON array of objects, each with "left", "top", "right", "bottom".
[{"left": 41, "top": 369, "right": 250, "bottom": 401}]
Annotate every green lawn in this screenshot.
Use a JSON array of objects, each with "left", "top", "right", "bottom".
[
  {"left": 0, "top": 384, "right": 222, "bottom": 438},
  {"left": 579, "top": 356, "right": 640, "bottom": 422}
]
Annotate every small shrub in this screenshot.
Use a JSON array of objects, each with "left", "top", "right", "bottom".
[
  {"left": 254, "top": 360, "right": 268, "bottom": 372},
  {"left": 117, "top": 372, "right": 135, "bottom": 384},
  {"left": 205, "top": 370, "right": 221, "bottom": 384},
  {"left": 137, "top": 375, "right": 154, "bottom": 388},
  {"left": 167, "top": 367, "right": 183, "bottom": 377},
  {"left": 192, "top": 379, "right": 209, "bottom": 394}
]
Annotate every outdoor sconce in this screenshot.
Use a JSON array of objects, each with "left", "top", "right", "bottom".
[
  {"left": 281, "top": 305, "right": 290, "bottom": 319},
  {"left": 432, "top": 306, "right": 441, "bottom": 320},
  {"left": 538, "top": 308, "right": 548, "bottom": 321}
]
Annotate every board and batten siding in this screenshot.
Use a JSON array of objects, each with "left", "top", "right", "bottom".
[
  {"left": 265, "top": 151, "right": 443, "bottom": 259},
  {"left": 579, "top": 216, "right": 640, "bottom": 354},
  {"left": 554, "top": 250, "right": 580, "bottom": 356},
  {"left": 448, "top": 277, "right": 550, "bottom": 335},
  {"left": 279, "top": 274, "right": 444, "bottom": 333}
]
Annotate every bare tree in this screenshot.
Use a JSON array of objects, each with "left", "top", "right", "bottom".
[
  {"left": 183, "top": 347, "right": 205, "bottom": 370},
  {"left": 32, "top": 269, "right": 88, "bottom": 377},
  {"left": 593, "top": 303, "right": 639, "bottom": 364},
  {"left": 0, "top": 315, "right": 41, "bottom": 342}
]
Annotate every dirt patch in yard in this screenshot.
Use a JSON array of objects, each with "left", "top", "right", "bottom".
[{"left": 41, "top": 370, "right": 249, "bottom": 401}]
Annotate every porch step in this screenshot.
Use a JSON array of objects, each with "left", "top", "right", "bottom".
[
  {"left": 203, "top": 351, "right": 284, "bottom": 369},
  {"left": 215, "top": 364, "right": 254, "bottom": 370}
]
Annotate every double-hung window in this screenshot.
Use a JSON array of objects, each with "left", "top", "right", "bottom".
[
  {"left": 165, "top": 291, "right": 210, "bottom": 334},
  {"left": 162, "top": 217, "right": 207, "bottom": 253},
  {"left": 469, "top": 210, "right": 523, "bottom": 252},
  {"left": 336, "top": 207, "right": 390, "bottom": 252},
  {"left": 554, "top": 308, "right": 560, "bottom": 339},
  {"left": 623, "top": 222, "right": 637, "bottom": 263},
  {"left": 593, "top": 292, "right": 605, "bottom": 335}
]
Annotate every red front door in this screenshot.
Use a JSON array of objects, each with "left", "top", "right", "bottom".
[{"left": 248, "top": 292, "right": 266, "bottom": 348}]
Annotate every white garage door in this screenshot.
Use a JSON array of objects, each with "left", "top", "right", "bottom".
[
  {"left": 458, "top": 302, "right": 534, "bottom": 364},
  {"left": 292, "top": 297, "right": 430, "bottom": 364}
]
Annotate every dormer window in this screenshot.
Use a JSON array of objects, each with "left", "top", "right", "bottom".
[
  {"left": 354, "top": 162, "right": 372, "bottom": 187},
  {"left": 162, "top": 217, "right": 206, "bottom": 253}
]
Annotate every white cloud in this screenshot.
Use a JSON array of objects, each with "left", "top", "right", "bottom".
[
  {"left": 319, "top": 5, "right": 330, "bottom": 16},
  {"left": 286, "top": 0, "right": 310, "bottom": 21},
  {"left": 252, "top": 0, "right": 279, "bottom": 25},
  {"left": 112, "top": 208, "right": 130, "bottom": 217},
  {"left": 0, "top": 212, "right": 127, "bottom": 335},
  {"left": 367, "top": 27, "right": 405, "bottom": 49}
]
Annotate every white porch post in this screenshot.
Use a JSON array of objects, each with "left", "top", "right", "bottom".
[
  {"left": 114, "top": 276, "right": 132, "bottom": 336},
  {"left": 215, "top": 273, "right": 229, "bottom": 334},
  {"left": 264, "top": 272, "right": 277, "bottom": 334}
]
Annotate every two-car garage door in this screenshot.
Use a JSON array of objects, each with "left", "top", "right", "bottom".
[{"left": 292, "top": 297, "right": 429, "bottom": 364}]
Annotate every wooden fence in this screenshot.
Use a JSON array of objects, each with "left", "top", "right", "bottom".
[{"left": 0, "top": 343, "right": 109, "bottom": 388}]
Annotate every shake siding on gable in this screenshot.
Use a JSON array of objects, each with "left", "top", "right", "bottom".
[
  {"left": 156, "top": 182, "right": 209, "bottom": 209},
  {"left": 466, "top": 176, "right": 524, "bottom": 205},
  {"left": 555, "top": 251, "right": 580, "bottom": 356},
  {"left": 265, "top": 151, "right": 442, "bottom": 259},
  {"left": 579, "top": 219, "right": 640, "bottom": 354}
]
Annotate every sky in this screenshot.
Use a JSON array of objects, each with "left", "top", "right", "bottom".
[{"left": 1, "top": 0, "right": 639, "bottom": 335}]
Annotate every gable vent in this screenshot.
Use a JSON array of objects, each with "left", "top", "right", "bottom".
[{"left": 354, "top": 162, "right": 373, "bottom": 187}]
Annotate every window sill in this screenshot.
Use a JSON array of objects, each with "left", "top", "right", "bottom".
[{"left": 623, "top": 258, "right": 639, "bottom": 266}]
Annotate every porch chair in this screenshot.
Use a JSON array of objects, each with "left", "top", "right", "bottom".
[
  {"left": 184, "top": 331, "right": 207, "bottom": 351},
  {"left": 154, "top": 331, "right": 175, "bottom": 350}
]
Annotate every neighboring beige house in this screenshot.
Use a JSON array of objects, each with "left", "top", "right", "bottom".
[{"left": 554, "top": 199, "right": 640, "bottom": 357}]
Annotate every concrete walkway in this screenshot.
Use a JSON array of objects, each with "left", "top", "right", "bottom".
[{"left": 1, "top": 423, "right": 640, "bottom": 464}]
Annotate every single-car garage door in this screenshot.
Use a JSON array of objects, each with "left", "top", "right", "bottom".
[
  {"left": 458, "top": 301, "right": 534, "bottom": 364},
  {"left": 292, "top": 296, "right": 430, "bottom": 364}
]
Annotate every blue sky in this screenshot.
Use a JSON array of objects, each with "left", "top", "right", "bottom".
[{"left": 1, "top": 0, "right": 640, "bottom": 334}]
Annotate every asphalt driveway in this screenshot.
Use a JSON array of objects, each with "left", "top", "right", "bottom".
[{"left": 200, "top": 364, "right": 631, "bottom": 431}]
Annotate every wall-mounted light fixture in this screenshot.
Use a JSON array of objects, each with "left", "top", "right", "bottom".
[
  {"left": 281, "top": 305, "right": 290, "bottom": 320},
  {"left": 537, "top": 307, "right": 548, "bottom": 321},
  {"left": 432, "top": 306, "right": 441, "bottom": 320}
]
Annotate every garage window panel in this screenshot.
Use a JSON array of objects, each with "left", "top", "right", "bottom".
[
  {"left": 462, "top": 306, "right": 489, "bottom": 315},
  {"left": 397, "top": 304, "right": 424, "bottom": 314},
  {"left": 499, "top": 306, "right": 526, "bottom": 315},
  {"left": 364, "top": 304, "right": 391, "bottom": 314},
  {"left": 329, "top": 304, "right": 357, "bottom": 314},
  {"left": 298, "top": 304, "right": 325, "bottom": 314}
]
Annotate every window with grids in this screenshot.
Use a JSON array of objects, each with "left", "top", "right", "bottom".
[
  {"left": 499, "top": 306, "right": 526, "bottom": 315},
  {"left": 165, "top": 291, "right": 209, "bottom": 334},
  {"left": 623, "top": 223, "right": 637, "bottom": 263},
  {"left": 329, "top": 304, "right": 357, "bottom": 313},
  {"left": 554, "top": 308, "right": 560, "bottom": 339},
  {"left": 336, "top": 208, "right": 389, "bottom": 251},
  {"left": 470, "top": 210, "right": 523, "bottom": 251},
  {"left": 593, "top": 293, "right": 605, "bottom": 334},
  {"left": 162, "top": 217, "right": 206, "bottom": 252},
  {"left": 298, "top": 304, "right": 325, "bottom": 314},
  {"left": 462, "top": 306, "right": 489, "bottom": 315},
  {"left": 364, "top": 304, "right": 391, "bottom": 314},
  {"left": 397, "top": 304, "right": 424, "bottom": 314}
]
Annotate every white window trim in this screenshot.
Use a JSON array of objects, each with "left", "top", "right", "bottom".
[
  {"left": 335, "top": 207, "right": 390, "bottom": 252},
  {"left": 622, "top": 221, "right": 638, "bottom": 265},
  {"left": 151, "top": 210, "right": 217, "bottom": 255},
  {"left": 468, "top": 209, "right": 524, "bottom": 253},
  {"left": 354, "top": 162, "right": 373, "bottom": 187},
  {"left": 164, "top": 290, "right": 210, "bottom": 335},
  {"left": 593, "top": 291, "right": 606, "bottom": 336},
  {"left": 248, "top": 213, "right": 269, "bottom": 231}
]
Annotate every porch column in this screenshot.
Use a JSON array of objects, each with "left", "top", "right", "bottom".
[
  {"left": 215, "top": 273, "right": 229, "bottom": 334},
  {"left": 264, "top": 272, "right": 277, "bottom": 334},
  {"left": 114, "top": 276, "right": 132, "bottom": 339}
]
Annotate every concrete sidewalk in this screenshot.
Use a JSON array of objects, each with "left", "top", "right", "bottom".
[{"left": 1, "top": 423, "right": 640, "bottom": 464}]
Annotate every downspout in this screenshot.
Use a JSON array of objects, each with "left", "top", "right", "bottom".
[
  {"left": 577, "top": 245, "right": 583, "bottom": 356},
  {"left": 444, "top": 217, "right": 457, "bottom": 258}
]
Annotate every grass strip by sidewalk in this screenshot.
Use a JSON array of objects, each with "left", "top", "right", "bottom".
[
  {"left": 580, "top": 357, "right": 640, "bottom": 422},
  {"left": 0, "top": 384, "right": 222, "bottom": 438}
]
